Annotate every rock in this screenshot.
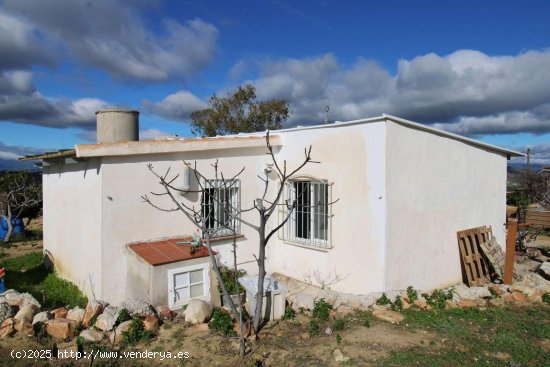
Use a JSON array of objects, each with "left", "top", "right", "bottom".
[
  {"left": 334, "top": 305, "right": 355, "bottom": 317},
  {"left": 454, "top": 285, "right": 492, "bottom": 300},
  {"left": 52, "top": 307, "right": 68, "bottom": 319},
  {"left": 333, "top": 349, "right": 349, "bottom": 363},
  {"left": 401, "top": 299, "right": 411, "bottom": 310},
  {"left": 121, "top": 298, "right": 155, "bottom": 316},
  {"left": 488, "top": 298, "right": 506, "bottom": 307},
  {"left": 14, "top": 304, "right": 39, "bottom": 323},
  {"left": 293, "top": 293, "right": 316, "bottom": 311},
  {"left": 527, "top": 293, "right": 542, "bottom": 302},
  {"left": 539, "top": 262, "right": 550, "bottom": 280},
  {"left": 142, "top": 315, "right": 159, "bottom": 332},
  {"left": 372, "top": 309, "right": 404, "bottom": 324},
  {"left": 57, "top": 340, "right": 78, "bottom": 355},
  {"left": 0, "top": 302, "right": 14, "bottom": 323},
  {"left": 110, "top": 320, "right": 133, "bottom": 345},
  {"left": 457, "top": 299, "right": 478, "bottom": 308},
  {"left": 347, "top": 298, "right": 363, "bottom": 309},
  {"left": 503, "top": 291, "right": 527, "bottom": 303},
  {"left": 32, "top": 311, "right": 52, "bottom": 325},
  {"left": 183, "top": 299, "right": 213, "bottom": 324},
  {"left": 371, "top": 303, "right": 390, "bottom": 311},
  {"left": 82, "top": 301, "right": 106, "bottom": 327},
  {"left": 14, "top": 319, "right": 34, "bottom": 337},
  {"left": 156, "top": 304, "right": 175, "bottom": 319},
  {"left": 4, "top": 292, "right": 40, "bottom": 309},
  {"left": 300, "top": 332, "right": 310, "bottom": 340},
  {"left": 66, "top": 307, "right": 85, "bottom": 324},
  {"left": 488, "top": 284, "right": 504, "bottom": 296},
  {"left": 324, "top": 327, "right": 333, "bottom": 335},
  {"left": 444, "top": 300, "right": 458, "bottom": 309},
  {"left": 45, "top": 318, "right": 78, "bottom": 340},
  {"left": 94, "top": 306, "right": 121, "bottom": 331},
  {"left": 413, "top": 299, "right": 431, "bottom": 311},
  {"left": 79, "top": 329, "right": 105, "bottom": 343},
  {"left": 0, "top": 318, "right": 15, "bottom": 338}
]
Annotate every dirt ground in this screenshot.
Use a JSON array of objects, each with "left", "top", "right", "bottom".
[
  {"left": 0, "top": 217, "right": 43, "bottom": 260},
  {"left": 0, "top": 312, "right": 439, "bottom": 367}
]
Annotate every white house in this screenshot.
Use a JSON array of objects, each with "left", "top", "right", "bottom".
[{"left": 23, "top": 109, "right": 522, "bottom": 308}]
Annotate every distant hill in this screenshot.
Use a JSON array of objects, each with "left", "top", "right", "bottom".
[{"left": 0, "top": 158, "right": 38, "bottom": 172}]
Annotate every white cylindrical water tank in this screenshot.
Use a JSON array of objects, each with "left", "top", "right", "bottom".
[{"left": 96, "top": 109, "right": 139, "bottom": 144}]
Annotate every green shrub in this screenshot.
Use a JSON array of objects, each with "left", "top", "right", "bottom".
[
  {"left": 332, "top": 318, "right": 345, "bottom": 331},
  {"left": 391, "top": 296, "right": 404, "bottom": 312},
  {"left": 423, "top": 289, "right": 454, "bottom": 310},
  {"left": 312, "top": 298, "right": 332, "bottom": 321},
  {"left": 406, "top": 286, "right": 418, "bottom": 303},
  {"left": 209, "top": 308, "right": 236, "bottom": 336},
  {"left": 116, "top": 309, "right": 132, "bottom": 325},
  {"left": 376, "top": 293, "right": 391, "bottom": 306},
  {"left": 123, "top": 316, "right": 154, "bottom": 345},
  {"left": 282, "top": 307, "right": 296, "bottom": 320},
  {"left": 336, "top": 333, "right": 342, "bottom": 344},
  {"left": 0, "top": 252, "right": 43, "bottom": 271},
  {"left": 543, "top": 293, "right": 550, "bottom": 304},
  {"left": 41, "top": 273, "right": 88, "bottom": 308},
  {"left": 309, "top": 319, "right": 320, "bottom": 336},
  {"left": 217, "top": 267, "right": 246, "bottom": 295}
]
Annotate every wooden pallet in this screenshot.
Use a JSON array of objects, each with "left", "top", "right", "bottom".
[
  {"left": 457, "top": 226, "right": 492, "bottom": 286},
  {"left": 526, "top": 209, "right": 550, "bottom": 228}
]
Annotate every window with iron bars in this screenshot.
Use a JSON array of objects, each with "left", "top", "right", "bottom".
[
  {"left": 201, "top": 179, "right": 241, "bottom": 237},
  {"left": 281, "top": 179, "right": 332, "bottom": 249}
]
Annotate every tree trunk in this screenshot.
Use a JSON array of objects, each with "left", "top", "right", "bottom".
[
  {"left": 253, "top": 216, "right": 267, "bottom": 336},
  {"left": 2, "top": 204, "right": 14, "bottom": 242},
  {"left": 204, "top": 233, "right": 241, "bottom": 319}
]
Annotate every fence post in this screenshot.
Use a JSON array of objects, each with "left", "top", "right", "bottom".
[{"left": 503, "top": 219, "right": 517, "bottom": 285}]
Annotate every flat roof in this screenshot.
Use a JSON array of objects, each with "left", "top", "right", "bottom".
[
  {"left": 128, "top": 237, "right": 210, "bottom": 266},
  {"left": 20, "top": 114, "right": 523, "bottom": 161}
]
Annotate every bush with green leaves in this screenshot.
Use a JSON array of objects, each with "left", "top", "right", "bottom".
[
  {"left": 543, "top": 293, "right": 550, "bottom": 304},
  {"left": 391, "top": 296, "right": 404, "bottom": 312},
  {"left": 336, "top": 333, "right": 342, "bottom": 345},
  {"left": 209, "top": 308, "right": 236, "bottom": 337},
  {"left": 116, "top": 309, "right": 132, "bottom": 325},
  {"left": 309, "top": 319, "right": 320, "bottom": 336},
  {"left": 376, "top": 293, "right": 391, "bottom": 306},
  {"left": 282, "top": 307, "right": 296, "bottom": 320},
  {"left": 123, "top": 316, "right": 154, "bottom": 345},
  {"left": 406, "top": 286, "right": 418, "bottom": 303},
  {"left": 312, "top": 298, "right": 332, "bottom": 321},
  {"left": 422, "top": 289, "right": 454, "bottom": 310},
  {"left": 217, "top": 267, "right": 246, "bottom": 295},
  {"left": 332, "top": 318, "right": 345, "bottom": 331}
]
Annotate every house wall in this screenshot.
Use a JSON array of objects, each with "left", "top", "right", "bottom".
[
  {"left": 42, "top": 159, "right": 103, "bottom": 299},
  {"left": 100, "top": 147, "right": 276, "bottom": 303},
  {"left": 385, "top": 121, "right": 508, "bottom": 291},
  {"left": 266, "top": 122, "right": 388, "bottom": 295}
]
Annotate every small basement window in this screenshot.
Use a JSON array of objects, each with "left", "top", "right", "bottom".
[
  {"left": 167, "top": 263, "right": 210, "bottom": 309},
  {"left": 281, "top": 178, "right": 332, "bottom": 249}
]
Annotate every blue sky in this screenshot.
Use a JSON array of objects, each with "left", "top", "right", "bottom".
[{"left": 1, "top": 0, "right": 550, "bottom": 166}]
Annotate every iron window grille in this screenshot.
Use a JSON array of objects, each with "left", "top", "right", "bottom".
[
  {"left": 281, "top": 178, "right": 333, "bottom": 249},
  {"left": 202, "top": 179, "right": 241, "bottom": 238}
]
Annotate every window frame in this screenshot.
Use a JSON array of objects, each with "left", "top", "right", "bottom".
[
  {"left": 201, "top": 179, "right": 241, "bottom": 238},
  {"left": 280, "top": 176, "right": 333, "bottom": 250},
  {"left": 167, "top": 263, "right": 211, "bottom": 309}
]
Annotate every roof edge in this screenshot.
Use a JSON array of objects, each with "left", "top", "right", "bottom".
[{"left": 381, "top": 114, "right": 524, "bottom": 157}]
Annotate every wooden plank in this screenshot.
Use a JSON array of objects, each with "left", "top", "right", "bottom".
[{"left": 503, "top": 219, "right": 517, "bottom": 284}]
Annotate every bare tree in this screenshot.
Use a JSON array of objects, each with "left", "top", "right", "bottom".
[
  {"left": 528, "top": 167, "right": 550, "bottom": 210},
  {"left": 142, "top": 132, "right": 334, "bottom": 339},
  {"left": 0, "top": 171, "right": 42, "bottom": 242}
]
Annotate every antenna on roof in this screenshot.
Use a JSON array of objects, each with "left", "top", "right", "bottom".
[{"left": 324, "top": 97, "right": 330, "bottom": 124}]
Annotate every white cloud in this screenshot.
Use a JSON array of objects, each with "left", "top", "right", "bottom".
[
  {"left": 0, "top": 151, "right": 21, "bottom": 160},
  {"left": 236, "top": 49, "right": 550, "bottom": 136},
  {"left": 0, "top": 71, "right": 109, "bottom": 128},
  {"left": 143, "top": 90, "right": 206, "bottom": 121},
  {"left": 140, "top": 128, "right": 172, "bottom": 140},
  {"left": 2, "top": 0, "right": 218, "bottom": 81}
]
